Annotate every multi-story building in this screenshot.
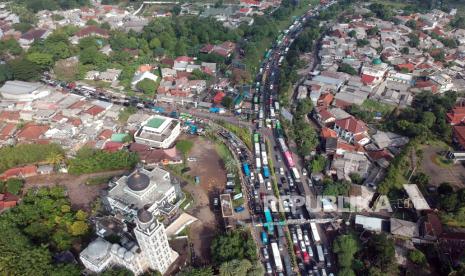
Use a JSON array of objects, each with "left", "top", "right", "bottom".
[
  {"left": 134, "top": 115, "right": 181, "bottom": 149},
  {"left": 80, "top": 167, "right": 180, "bottom": 275}
]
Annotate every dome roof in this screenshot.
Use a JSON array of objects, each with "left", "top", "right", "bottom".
[
  {"left": 86, "top": 239, "right": 110, "bottom": 260},
  {"left": 137, "top": 208, "right": 153, "bottom": 223},
  {"left": 127, "top": 171, "right": 150, "bottom": 191},
  {"left": 372, "top": 58, "right": 382, "bottom": 65}
]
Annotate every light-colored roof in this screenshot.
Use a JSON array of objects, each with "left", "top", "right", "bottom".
[
  {"left": 390, "top": 218, "right": 419, "bottom": 238},
  {"left": 355, "top": 215, "right": 384, "bottom": 232},
  {"left": 0, "top": 81, "right": 42, "bottom": 95},
  {"left": 403, "top": 184, "right": 431, "bottom": 210},
  {"left": 147, "top": 117, "right": 166, "bottom": 129}
]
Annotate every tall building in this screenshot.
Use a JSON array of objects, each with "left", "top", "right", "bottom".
[
  {"left": 134, "top": 115, "right": 181, "bottom": 149},
  {"left": 80, "top": 167, "right": 181, "bottom": 275},
  {"left": 80, "top": 208, "right": 178, "bottom": 275}
]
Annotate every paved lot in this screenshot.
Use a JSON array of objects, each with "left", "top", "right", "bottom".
[{"left": 420, "top": 145, "right": 465, "bottom": 189}]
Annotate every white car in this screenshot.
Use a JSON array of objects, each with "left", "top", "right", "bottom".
[
  {"left": 262, "top": 247, "right": 269, "bottom": 260},
  {"left": 266, "top": 181, "right": 272, "bottom": 191},
  {"left": 187, "top": 157, "right": 197, "bottom": 162},
  {"left": 266, "top": 262, "right": 272, "bottom": 274},
  {"left": 283, "top": 200, "right": 290, "bottom": 212},
  {"left": 292, "top": 233, "right": 298, "bottom": 244},
  {"left": 302, "top": 168, "right": 307, "bottom": 176},
  {"left": 250, "top": 172, "right": 255, "bottom": 181},
  {"left": 279, "top": 167, "right": 285, "bottom": 175},
  {"left": 303, "top": 234, "right": 311, "bottom": 247},
  {"left": 300, "top": 241, "right": 307, "bottom": 252}
]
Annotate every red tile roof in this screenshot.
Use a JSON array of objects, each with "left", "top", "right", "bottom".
[
  {"left": 335, "top": 116, "right": 366, "bottom": 134},
  {"left": 84, "top": 105, "right": 105, "bottom": 117},
  {"left": 317, "top": 93, "right": 334, "bottom": 106},
  {"left": 1, "top": 165, "right": 38, "bottom": 180},
  {"left": 20, "top": 29, "right": 47, "bottom": 41},
  {"left": 103, "top": 141, "right": 124, "bottom": 152},
  {"left": 0, "top": 193, "right": 20, "bottom": 211},
  {"left": 0, "top": 123, "right": 16, "bottom": 139},
  {"left": 0, "top": 111, "right": 20, "bottom": 123},
  {"left": 200, "top": 44, "right": 214, "bottom": 53},
  {"left": 16, "top": 124, "right": 49, "bottom": 140},
  {"left": 321, "top": 127, "right": 337, "bottom": 139},
  {"left": 213, "top": 92, "right": 226, "bottom": 104},
  {"left": 447, "top": 107, "right": 465, "bottom": 125},
  {"left": 75, "top": 25, "right": 109, "bottom": 38},
  {"left": 361, "top": 74, "right": 376, "bottom": 85},
  {"left": 98, "top": 129, "right": 113, "bottom": 140},
  {"left": 396, "top": 63, "right": 415, "bottom": 72}
]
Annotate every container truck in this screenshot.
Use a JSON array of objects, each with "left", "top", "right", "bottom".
[
  {"left": 271, "top": 242, "right": 283, "bottom": 272},
  {"left": 310, "top": 222, "right": 321, "bottom": 243},
  {"left": 316, "top": 244, "right": 325, "bottom": 263}
]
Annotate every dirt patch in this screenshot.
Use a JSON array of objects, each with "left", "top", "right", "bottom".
[
  {"left": 420, "top": 145, "right": 465, "bottom": 189},
  {"left": 23, "top": 170, "right": 127, "bottom": 210},
  {"left": 181, "top": 136, "right": 227, "bottom": 265}
]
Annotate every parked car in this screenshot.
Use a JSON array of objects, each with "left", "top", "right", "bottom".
[
  {"left": 266, "top": 262, "right": 272, "bottom": 274},
  {"left": 263, "top": 247, "right": 269, "bottom": 260}
]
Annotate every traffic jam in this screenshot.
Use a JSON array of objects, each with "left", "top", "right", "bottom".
[{"left": 240, "top": 1, "right": 338, "bottom": 275}]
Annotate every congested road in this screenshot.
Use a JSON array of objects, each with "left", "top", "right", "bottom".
[{"left": 246, "top": 1, "right": 338, "bottom": 275}]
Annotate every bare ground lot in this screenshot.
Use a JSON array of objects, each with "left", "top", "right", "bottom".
[
  {"left": 24, "top": 170, "right": 127, "bottom": 210},
  {"left": 420, "top": 144, "right": 465, "bottom": 189},
  {"left": 182, "top": 136, "right": 227, "bottom": 265}
]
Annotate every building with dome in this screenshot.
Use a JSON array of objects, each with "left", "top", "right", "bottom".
[
  {"left": 360, "top": 57, "right": 390, "bottom": 87},
  {"left": 80, "top": 208, "right": 178, "bottom": 275},
  {"left": 105, "top": 167, "right": 180, "bottom": 219}
]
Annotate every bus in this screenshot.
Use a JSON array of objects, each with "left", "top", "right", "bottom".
[
  {"left": 271, "top": 242, "right": 283, "bottom": 272},
  {"left": 291, "top": 167, "right": 301, "bottom": 182},
  {"left": 310, "top": 222, "right": 321, "bottom": 243},
  {"left": 253, "top": 133, "right": 260, "bottom": 143}
]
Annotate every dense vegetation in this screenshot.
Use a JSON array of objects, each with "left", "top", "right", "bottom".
[
  {"left": 384, "top": 91, "right": 456, "bottom": 142},
  {"left": 0, "top": 187, "right": 88, "bottom": 275},
  {"left": 9, "top": 0, "right": 89, "bottom": 12},
  {"left": 437, "top": 182, "right": 465, "bottom": 227},
  {"left": 292, "top": 99, "right": 318, "bottom": 157},
  {"left": 68, "top": 147, "right": 138, "bottom": 175},
  {"left": 333, "top": 234, "right": 360, "bottom": 276},
  {"left": 0, "top": 143, "right": 64, "bottom": 173},
  {"left": 210, "top": 229, "right": 257, "bottom": 264}
]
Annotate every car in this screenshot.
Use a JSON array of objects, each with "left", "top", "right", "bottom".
[
  {"left": 280, "top": 176, "right": 287, "bottom": 184},
  {"left": 302, "top": 168, "right": 307, "bottom": 176},
  {"left": 323, "top": 246, "right": 328, "bottom": 255},
  {"left": 300, "top": 241, "right": 307, "bottom": 252},
  {"left": 304, "top": 234, "right": 311, "bottom": 246},
  {"left": 262, "top": 247, "right": 269, "bottom": 260},
  {"left": 187, "top": 157, "right": 197, "bottom": 162},
  {"left": 250, "top": 172, "right": 255, "bottom": 181},
  {"left": 266, "top": 181, "right": 272, "bottom": 191},
  {"left": 253, "top": 189, "right": 259, "bottom": 199},
  {"left": 283, "top": 200, "right": 290, "bottom": 212},
  {"left": 308, "top": 246, "right": 314, "bottom": 257},
  {"left": 279, "top": 167, "right": 285, "bottom": 175},
  {"left": 266, "top": 262, "right": 272, "bottom": 274},
  {"left": 326, "top": 258, "right": 331, "bottom": 267},
  {"left": 213, "top": 198, "right": 219, "bottom": 208},
  {"left": 294, "top": 244, "right": 301, "bottom": 256},
  {"left": 292, "top": 233, "right": 298, "bottom": 244}
]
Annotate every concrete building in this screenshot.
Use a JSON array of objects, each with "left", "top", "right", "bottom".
[
  {"left": 80, "top": 167, "right": 180, "bottom": 275},
  {"left": 80, "top": 209, "right": 178, "bottom": 275},
  {"left": 0, "top": 81, "right": 50, "bottom": 101},
  {"left": 134, "top": 115, "right": 180, "bottom": 149}
]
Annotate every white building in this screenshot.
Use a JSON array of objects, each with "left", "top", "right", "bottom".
[
  {"left": 134, "top": 115, "right": 181, "bottom": 149},
  {"left": 80, "top": 209, "right": 178, "bottom": 275},
  {"left": 106, "top": 167, "right": 178, "bottom": 217},
  {"left": 80, "top": 167, "right": 180, "bottom": 275},
  {"left": 0, "top": 81, "right": 50, "bottom": 101}
]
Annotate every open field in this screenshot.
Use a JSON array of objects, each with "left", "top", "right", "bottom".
[{"left": 181, "top": 136, "right": 227, "bottom": 264}]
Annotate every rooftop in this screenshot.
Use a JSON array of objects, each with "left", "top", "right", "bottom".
[
  {"left": 403, "top": 184, "right": 431, "bottom": 211},
  {"left": 147, "top": 117, "right": 166, "bottom": 129}
]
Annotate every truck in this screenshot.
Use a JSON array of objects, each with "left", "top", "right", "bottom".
[
  {"left": 255, "top": 157, "right": 262, "bottom": 169},
  {"left": 258, "top": 109, "right": 264, "bottom": 119},
  {"left": 271, "top": 242, "right": 283, "bottom": 272},
  {"left": 254, "top": 142, "right": 260, "bottom": 156},
  {"left": 316, "top": 244, "right": 325, "bottom": 263},
  {"left": 242, "top": 163, "right": 250, "bottom": 177},
  {"left": 261, "top": 151, "right": 269, "bottom": 166},
  {"left": 310, "top": 222, "right": 321, "bottom": 243},
  {"left": 258, "top": 173, "right": 264, "bottom": 185},
  {"left": 262, "top": 166, "right": 270, "bottom": 178},
  {"left": 261, "top": 231, "right": 268, "bottom": 244}
]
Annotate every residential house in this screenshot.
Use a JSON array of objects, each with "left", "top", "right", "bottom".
[
  {"left": 447, "top": 106, "right": 465, "bottom": 125},
  {"left": 333, "top": 116, "right": 370, "bottom": 145}
]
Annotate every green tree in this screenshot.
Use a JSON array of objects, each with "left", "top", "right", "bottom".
[
  {"left": 26, "top": 52, "right": 54, "bottom": 69},
  {"left": 136, "top": 78, "right": 157, "bottom": 95},
  {"left": 0, "top": 64, "right": 13, "bottom": 84},
  {"left": 222, "top": 96, "right": 233, "bottom": 109},
  {"left": 406, "top": 19, "right": 417, "bottom": 29},
  {"left": 5, "top": 178, "right": 24, "bottom": 195},
  {"left": 333, "top": 234, "right": 360, "bottom": 268},
  {"left": 338, "top": 63, "right": 358, "bottom": 75},
  {"left": 68, "top": 221, "right": 88, "bottom": 236},
  {"left": 178, "top": 266, "right": 213, "bottom": 276},
  {"left": 408, "top": 249, "right": 426, "bottom": 265},
  {"left": 310, "top": 155, "right": 326, "bottom": 173},
  {"left": 211, "top": 229, "right": 257, "bottom": 264},
  {"left": 8, "top": 58, "right": 41, "bottom": 81}
]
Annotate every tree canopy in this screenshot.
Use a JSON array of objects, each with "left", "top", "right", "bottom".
[
  {"left": 210, "top": 229, "right": 257, "bottom": 264},
  {"left": 68, "top": 147, "right": 138, "bottom": 175},
  {"left": 0, "top": 143, "right": 64, "bottom": 173}
]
